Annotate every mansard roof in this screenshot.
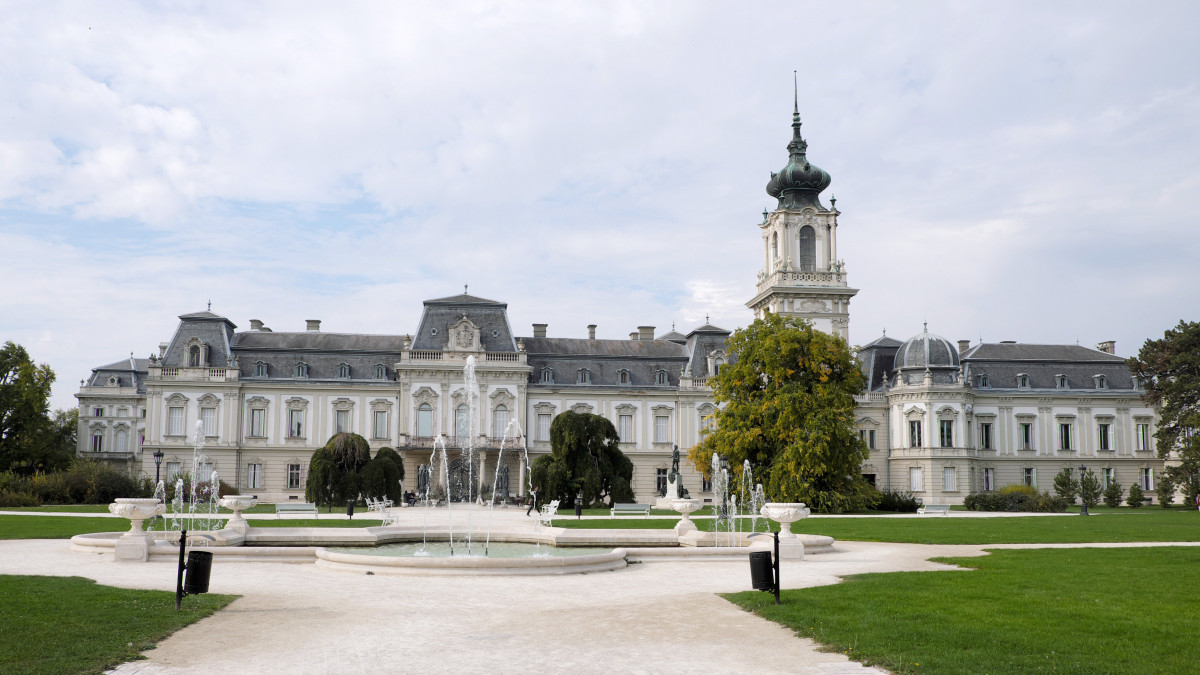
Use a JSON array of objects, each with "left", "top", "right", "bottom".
[
  {"left": 412, "top": 292, "right": 517, "bottom": 352},
  {"left": 232, "top": 332, "right": 407, "bottom": 352},
  {"left": 524, "top": 337, "right": 688, "bottom": 387},
  {"left": 962, "top": 342, "right": 1136, "bottom": 390},
  {"left": 521, "top": 337, "right": 687, "bottom": 358},
  {"left": 962, "top": 343, "right": 1124, "bottom": 362},
  {"left": 87, "top": 357, "right": 150, "bottom": 392},
  {"left": 424, "top": 292, "right": 504, "bottom": 306}
]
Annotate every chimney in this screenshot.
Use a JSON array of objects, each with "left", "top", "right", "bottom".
[
  {"left": 638, "top": 326, "right": 655, "bottom": 341},
  {"left": 1096, "top": 340, "right": 1116, "bottom": 354},
  {"left": 532, "top": 323, "right": 547, "bottom": 338},
  {"left": 629, "top": 331, "right": 640, "bottom": 341},
  {"left": 587, "top": 324, "right": 597, "bottom": 340},
  {"left": 306, "top": 319, "right": 321, "bottom": 332},
  {"left": 957, "top": 339, "right": 971, "bottom": 354},
  {"left": 249, "top": 319, "right": 263, "bottom": 331}
]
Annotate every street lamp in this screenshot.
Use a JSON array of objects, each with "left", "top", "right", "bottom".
[
  {"left": 153, "top": 450, "right": 164, "bottom": 485},
  {"left": 1078, "top": 464, "right": 1088, "bottom": 516}
]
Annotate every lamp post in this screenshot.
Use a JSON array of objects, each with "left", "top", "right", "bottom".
[
  {"left": 153, "top": 450, "right": 164, "bottom": 485},
  {"left": 1078, "top": 464, "right": 1088, "bottom": 516}
]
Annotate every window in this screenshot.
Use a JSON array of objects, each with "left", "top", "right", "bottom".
[
  {"left": 940, "top": 420, "right": 954, "bottom": 448},
  {"left": 254, "top": 361, "right": 268, "bottom": 377},
  {"left": 1020, "top": 422, "right": 1033, "bottom": 450},
  {"left": 455, "top": 404, "right": 469, "bottom": 442},
  {"left": 91, "top": 430, "right": 103, "bottom": 452},
  {"left": 859, "top": 429, "right": 876, "bottom": 449},
  {"left": 863, "top": 473, "right": 876, "bottom": 487},
  {"left": 909, "top": 467, "right": 923, "bottom": 492},
  {"left": 655, "top": 370, "right": 668, "bottom": 385},
  {"left": 115, "top": 429, "right": 128, "bottom": 453},
  {"left": 617, "top": 369, "right": 631, "bottom": 385},
  {"left": 198, "top": 462, "right": 213, "bottom": 483},
  {"left": 93, "top": 406, "right": 104, "bottom": 417},
  {"left": 1102, "top": 467, "right": 1114, "bottom": 488},
  {"left": 417, "top": 403, "right": 433, "bottom": 437},
  {"left": 1098, "top": 423, "right": 1110, "bottom": 451},
  {"left": 492, "top": 405, "right": 510, "bottom": 438},
  {"left": 656, "top": 468, "right": 668, "bottom": 494},
  {"left": 909, "top": 420, "right": 922, "bottom": 448},
  {"left": 943, "top": 467, "right": 956, "bottom": 491},
  {"left": 771, "top": 231, "right": 778, "bottom": 258},
  {"left": 1059, "top": 423, "right": 1072, "bottom": 451},
  {"left": 1094, "top": 374, "right": 1107, "bottom": 389},
  {"left": 1017, "top": 373, "right": 1030, "bottom": 388},
  {"left": 374, "top": 364, "right": 387, "bottom": 380},
  {"left": 618, "top": 414, "right": 633, "bottom": 442},
  {"left": 294, "top": 362, "right": 308, "bottom": 378},
  {"left": 1023, "top": 467, "right": 1035, "bottom": 487},
  {"left": 539, "top": 367, "right": 554, "bottom": 384},
  {"left": 537, "top": 414, "right": 551, "bottom": 441},
  {"left": 166, "top": 462, "right": 181, "bottom": 481},
  {"left": 577, "top": 368, "right": 591, "bottom": 385},
  {"left": 338, "top": 363, "right": 350, "bottom": 378},
  {"left": 983, "top": 468, "right": 995, "bottom": 492},
  {"left": 1140, "top": 468, "right": 1153, "bottom": 491},
  {"left": 288, "top": 409, "right": 303, "bottom": 438},
  {"left": 654, "top": 415, "right": 669, "bottom": 443},
  {"left": 976, "top": 374, "right": 990, "bottom": 388},
  {"left": 797, "top": 225, "right": 816, "bottom": 271},
  {"left": 201, "top": 407, "right": 216, "bottom": 437},
  {"left": 168, "top": 407, "right": 184, "bottom": 436},
  {"left": 373, "top": 410, "right": 389, "bottom": 439},
  {"left": 287, "top": 464, "right": 301, "bottom": 489},
  {"left": 1136, "top": 423, "right": 1151, "bottom": 451},
  {"left": 980, "top": 423, "right": 993, "bottom": 450},
  {"left": 249, "top": 408, "right": 265, "bottom": 437},
  {"left": 1056, "top": 374, "right": 1069, "bottom": 389},
  {"left": 189, "top": 345, "right": 201, "bottom": 367},
  {"left": 247, "top": 463, "right": 262, "bottom": 490},
  {"left": 335, "top": 409, "right": 349, "bottom": 434}
]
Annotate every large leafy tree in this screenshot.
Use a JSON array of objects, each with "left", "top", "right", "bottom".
[
  {"left": 688, "top": 313, "right": 874, "bottom": 513},
  {"left": 306, "top": 432, "right": 375, "bottom": 511},
  {"left": 530, "top": 411, "right": 634, "bottom": 508},
  {"left": 1128, "top": 320, "right": 1200, "bottom": 504},
  {"left": 0, "top": 342, "right": 73, "bottom": 474}
]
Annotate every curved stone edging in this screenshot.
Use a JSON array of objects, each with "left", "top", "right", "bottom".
[{"left": 315, "top": 546, "right": 628, "bottom": 576}]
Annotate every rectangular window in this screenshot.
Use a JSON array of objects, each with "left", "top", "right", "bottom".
[
  {"left": 909, "top": 467, "right": 923, "bottom": 492},
  {"left": 1098, "top": 423, "right": 1110, "bottom": 451},
  {"left": 168, "top": 407, "right": 184, "bottom": 436},
  {"left": 1023, "top": 467, "right": 1035, "bottom": 487},
  {"left": 1020, "top": 423, "right": 1033, "bottom": 450},
  {"left": 868, "top": 429, "right": 876, "bottom": 449},
  {"left": 288, "top": 409, "right": 303, "bottom": 438},
  {"left": 537, "top": 414, "right": 551, "bottom": 441},
  {"left": 619, "top": 414, "right": 633, "bottom": 443},
  {"left": 201, "top": 407, "right": 217, "bottom": 437},
  {"left": 250, "top": 408, "right": 265, "bottom": 438},
  {"left": 1140, "top": 468, "right": 1152, "bottom": 491},
  {"left": 909, "top": 421, "right": 922, "bottom": 448},
  {"left": 198, "top": 463, "right": 213, "bottom": 483},
  {"left": 335, "top": 409, "right": 349, "bottom": 434},
  {"left": 166, "top": 462, "right": 181, "bottom": 481},
  {"left": 492, "top": 407, "right": 510, "bottom": 439},
  {"left": 287, "top": 464, "right": 302, "bottom": 489},
  {"left": 1102, "top": 467, "right": 1114, "bottom": 488},
  {"left": 980, "top": 423, "right": 992, "bottom": 450},
  {"left": 983, "top": 468, "right": 995, "bottom": 492},
  {"left": 373, "top": 410, "right": 388, "bottom": 439},
  {"left": 940, "top": 420, "right": 954, "bottom": 448},
  {"left": 701, "top": 476, "right": 712, "bottom": 492},
  {"left": 1136, "top": 423, "right": 1151, "bottom": 451},
  {"left": 115, "top": 430, "right": 128, "bottom": 453},
  {"left": 91, "top": 431, "right": 103, "bottom": 452},
  {"left": 1059, "top": 423, "right": 1072, "bottom": 451},
  {"left": 93, "top": 406, "right": 104, "bottom": 417},
  {"left": 943, "top": 467, "right": 956, "bottom": 491},
  {"left": 247, "top": 463, "right": 262, "bottom": 490},
  {"left": 417, "top": 406, "right": 432, "bottom": 437},
  {"left": 656, "top": 468, "right": 668, "bottom": 493},
  {"left": 654, "top": 415, "right": 669, "bottom": 443}
]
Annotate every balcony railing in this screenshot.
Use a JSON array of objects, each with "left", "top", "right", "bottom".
[
  {"left": 400, "top": 435, "right": 524, "bottom": 450},
  {"left": 402, "top": 350, "right": 527, "bottom": 365},
  {"left": 151, "top": 366, "right": 238, "bottom": 382},
  {"left": 80, "top": 451, "right": 136, "bottom": 461}
]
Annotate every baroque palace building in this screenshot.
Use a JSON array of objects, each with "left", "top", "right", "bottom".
[{"left": 75, "top": 103, "right": 1163, "bottom": 505}]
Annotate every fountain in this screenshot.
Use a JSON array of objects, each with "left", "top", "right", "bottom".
[{"left": 108, "top": 497, "right": 165, "bottom": 562}]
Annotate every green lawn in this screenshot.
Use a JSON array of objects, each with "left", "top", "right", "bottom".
[
  {"left": 0, "top": 516, "right": 131, "bottom": 540},
  {"left": 726, "top": 546, "right": 1200, "bottom": 674},
  {"left": 0, "top": 575, "right": 237, "bottom": 674}
]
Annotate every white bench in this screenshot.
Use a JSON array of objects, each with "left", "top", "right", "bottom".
[
  {"left": 536, "top": 499, "right": 560, "bottom": 527},
  {"left": 610, "top": 503, "right": 652, "bottom": 518},
  {"left": 275, "top": 502, "right": 319, "bottom": 518},
  {"left": 917, "top": 504, "right": 951, "bottom": 516}
]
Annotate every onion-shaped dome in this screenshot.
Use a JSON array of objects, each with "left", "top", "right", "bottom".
[
  {"left": 895, "top": 326, "right": 960, "bottom": 371},
  {"left": 766, "top": 105, "right": 831, "bottom": 210}
]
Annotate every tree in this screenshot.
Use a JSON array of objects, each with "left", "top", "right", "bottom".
[
  {"left": 0, "top": 342, "right": 71, "bottom": 474},
  {"left": 1128, "top": 320, "right": 1200, "bottom": 506},
  {"left": 1126, "top": 483, "right": 1145, "bottom": 508},
  {"left": 306, "top": 433, "right": 372, "bottom": 511},
  {"left": 1103, "top": 479, "right": 1124, "bottom": 508},
  {"left": 687, "top": 313, "right": 874, "bottom": 513},
  {"left": 530, "top": 411, "right": 634, "bottom": 508},
  {"left": 1053, "top": 467, "right": 1079, "bottom": 504},
  {"left": 361, "top": 447, "right": 405, "bottom": 504},
  {"left": 1080, "top": 470, "right": 1103, "bottom": 509},
  {"left": 1157, "top": 472, "right": 1175, "bottom": 508}
]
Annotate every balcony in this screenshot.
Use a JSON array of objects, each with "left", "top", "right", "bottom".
[
  {"left": 149, "top": 366, "right": 238, "bottom": 382},
  {"left": 399, "top": 435, "right": 524, "bottom": 450},
  {"left": 79, "top": 451, "right": 136, "bottom": 461},
  {"left": 401, "top": 350, "right": 527, "bottom": 365}
]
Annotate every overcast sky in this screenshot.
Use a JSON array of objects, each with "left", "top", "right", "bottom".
[{"left": 2, "top": 1, "right": 1198, "bottom": 412}]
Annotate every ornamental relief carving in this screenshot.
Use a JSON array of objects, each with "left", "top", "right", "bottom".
[
  {"left": 798, "top": 299, "right": 829, "bottom": 313},
  {"left": 447, "top": 318, "right": 481, "bottom": 352},
  {"left": 285, "top": 397, "right": 308, "bottom": 411},
  {"left": 332, "top": 397, "right": 355, "bottom": 412},
  {"left": 571, "top": 403, "right": 594, "bottom": 414},
  {"left": 615, "top": 403, "right": 637, "bottom": 415},
  {"left": 412, "top": 386, "right": 439, "bottom": 408},
  {"left": 369, "top": 398, "right": 393, "bottom": 410},
  {"left": 198, "top": 393, "right": 220, "bottom": 406},
  {"left": 166, "top": 393, "right": 189, "bottom": 405},
  {"left": 489, "top": 388, "right": 515, "bottom": 408},
  {"left": 246, "top": 396, "right": 269, "bottom": 409}
]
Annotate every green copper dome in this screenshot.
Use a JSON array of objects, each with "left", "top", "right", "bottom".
[{"left": 766, "top": 105, "right": 831, "bottom": 210}]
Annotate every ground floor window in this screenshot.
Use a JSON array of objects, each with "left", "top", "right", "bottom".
[
  {"left": 1140, "top": 468, "right": 1153, "bottom": 491},
  {"left": 701, "top": 475, "right": 712, "bottom": 492},
  {"left": 983, "top": 467, "right": 995, "bottom": 491},
  {"left": 656, "top": 468, "right": 668, "bottom": 494},
  {"left": 287, "top": 463, "right": 302, "bottom": 489},
  {"left": 1102, "top": 467, "right": 1115, "bottom": 488},
  {"left": 862, "top": 473, "right": 876, "bottom": 487},
  {"left": 166, "top": 462, "right": 181, "bottom": 481},
  {"left": 943, "top": 467, "right": 956, "bottom": 491},
  {"left": 247, "top": 463, "right": 262, "bottom": 490},
  {"left": 1023, "top": 467, "right": 1035, "bottom": 487},
  {"left": 909, "top": 467, "right": 923, "bottom": 492}
]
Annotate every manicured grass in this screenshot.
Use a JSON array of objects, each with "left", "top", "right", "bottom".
[
  {"left": 0, "top": 515, "right": 130, "bottom": 540},
  {"left": 0, "top": 504, "right": 115, "bottom": 513},
  {"left": 0, "top": 574, "right": 236, "bottom": 675},
  {"left": 725, "top": 546, "right": 1200, "bottom": 674}
]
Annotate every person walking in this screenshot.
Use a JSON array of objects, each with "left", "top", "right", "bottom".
[{"left": 526, "top": 486, "right": 540, "bottom": 516}]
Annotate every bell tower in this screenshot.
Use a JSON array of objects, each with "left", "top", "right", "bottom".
[{"left": 746, "top": 84, "right": 857, "bottom": 341}]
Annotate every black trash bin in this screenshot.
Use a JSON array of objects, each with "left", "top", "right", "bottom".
[
  {"left": 346, "top": 500, "right": 355, "bottom": 518},
  {"left": 183, "top": 550, "right": 212, "bottom": 595},
  {"left": 749, "top": 551, "right": 774, "bottom": 591}
]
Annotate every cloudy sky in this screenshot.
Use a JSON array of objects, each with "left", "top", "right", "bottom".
[{"left": 2, "top": 1, "right": 1198, "bottom": 412}]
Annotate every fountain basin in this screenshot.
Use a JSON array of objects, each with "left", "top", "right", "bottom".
[{"left": 316, "top": 545, "right": 627, "bottom": 576}]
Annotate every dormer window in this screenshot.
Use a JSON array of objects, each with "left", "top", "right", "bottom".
[
  {"left": 976, "top": 373, "right": 990, "bottom": 388},
  {"left": 538, "top": 367, "right": 554, "bottom": 384},
  {"left": 187, "top": 343, "right": 210, "bottom": 367},
  {"left": 617, "top": 369, "right": 631, "bottom": 385},
  {"left": 1017, "top": 373, "right": 1030, "bottom": 389},
  {"left": 655, "top": 370, "right": 669, "bottom": 385},
  {"left": 1055, "top": 374, "right": 1068, "bottom": 389},
  {"left": 337, "top": 363, "right": 350, "bottom": 378},
  {"left": 294, "top": 362, "right": 308, "bottom": 378},
  {"left": 577, "top": 368, "right": 591, "bottom": 385},
  {"left": 254, "top": 361, "right": 268, "bottom": 377},
  {"left": 374, "top": 364, "right": 387, "bottom": 380},
  {"left": 1094, "top": 374, "right": 1107, "bottom": 389}
]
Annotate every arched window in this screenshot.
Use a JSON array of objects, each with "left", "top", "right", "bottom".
[
  {"left": 455, "top": 404, "right": 469, "bottom": 444},
  {"left": 577, "top": 368, "right": 591, "bottom": 385},
  {"left": 617, "top": 369, "right": 631, "bottom": 385},
  {"left": 797, "top": 225, "right": 816, "bottom": 271},
  {"left": 539, "top": 367, "right": 554, "bottom": 384},
  {"left": 294, "top": 362, "right": 308, "bottom": 378},
  {"left": 338, "top": 363, "right": 350, "bottom": 378},
  {"left": 254, "top": 361, "right": 268, "bottom": 377},
  {"left": 374, "top": 364, "right": 386, "bottom": 380},
  {"left": 655, "top": 370, "right": 669, "bottom": 385},
  {"left": 417, "top": 403, "right": 433, "bottom": 438},
  {"left": 492, "top": 404, "right": 510, "bottom": 438},
  {"left": 189, "top": 345, "right": 201, "bottom": 367},
  {"left": 771, "top": 231, "right": 778, "bottom": 258}
]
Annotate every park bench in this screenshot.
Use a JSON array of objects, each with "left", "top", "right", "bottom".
[
  {"left": 917, "top": 504, "right": 950, "bottom": 516},
  {"left": 610, "top": 503, "right": 652, "bottom": 518},
  {"left": 275, "top": 502, "right": 319, "bottom": 518},
  {"left": 536, "top": 499, "right": 560, "bottom": 527}
]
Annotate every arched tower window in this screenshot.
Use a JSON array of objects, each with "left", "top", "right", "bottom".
[
  {"left": 189, "top": 345, "right": 201, "bottom": 367},
  {"left": 797, "top": 225, "right": 816, "bottom": 271},
  {"left": 771, "top": 232, "right": 778, "bottom": 258}
]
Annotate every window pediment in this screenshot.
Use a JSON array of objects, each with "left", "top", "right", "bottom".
[
  {"left": 246, "top": 396, "right": 269, "bottom": 409},
  {"left": 332, "top": 397, "right": 355, "bottom": 411},
  {"left": 489, "top": 388, "right": 515, "bottom": 407},
  {"left": 571, "top": 402, "right": 594, "bottom": 414},
  {"left": 198, "top": 394, "right": 220, "bottom": 406},
  {"left": 285, "top": 397, "right": 308, "bottom": 410},
  {"left": 370, "top": 398, "right": 393, "bottom": 410},
  {"left": 166, "top": 393, "right": 189, "bottom": 406},
  {"left": 533, "top": 402, "right": 557, "bottom": 415},
  {"left": 615, "top": 403, "right": 637, "bottom": 415},
  {"left": 412, "top": 386, "right": 439, "bottom": 407}
]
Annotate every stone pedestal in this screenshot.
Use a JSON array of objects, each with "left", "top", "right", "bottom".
[
  {"left": 760, "top": 502, "right": 810, "bottom": 560},
  {"left": 109, "top": 498, "right": 165, "bottom": 563},
  {"left": 219, "top": 496, "right": 258, "bottom": 534},
  {"left": 669, "top": 498, "right": 702, "bottom": 536}
]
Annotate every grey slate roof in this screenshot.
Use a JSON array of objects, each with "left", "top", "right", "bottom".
[
  {"left": 683, "top": 324, "right": 732, "bottom": 379},
  {"left": 232, "top": 333, "right": 407, "bottom": 352},
  {"left": 163, "top": 311, "right": 237, "bottom": 368},
  {"left": 857, "top": 335, "right": 900, "bottom": 392},
  {"left": 523, "top": 337, "right": 689, "bottom": 387},
  {"left": 962, "top": 343, "right": 1135, "bottom": 390},
  {"left": 87, "top": 357, "right": 150, "bottom": 392},
  {"left": 412, "top": 294, "right": 517, "bottom": 352},
  {"left": 231, "top": 332, "right": 403, "bottom": 381}
]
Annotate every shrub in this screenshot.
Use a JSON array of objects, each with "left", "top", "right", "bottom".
[
  {"left": 1103, "top": 480, "right": 1124, "bottom": 508},
  {"left": 1080, "top": 471, "right": 1103, "bottom": 508},
  {"left": 1053, "top": 468, "right": 1079, "bottom": 504},
  {"left": 874, "top": 487, "right": 921, "bottom": 513},
  {"left": 964, "top": 490, "right": 1067, "bottom": 513},
  {"left": 1157, "top": 473, "right": 1175, "bottom": 508},
  {"left": 0, "top": 490, "right": 38, "bottom": 507},
  {"left": 998, "top": 483, "right": 1039, "bottom": 498},
  {"left": 1126, "top": 483, "right": 1145, "bottom": 508}
]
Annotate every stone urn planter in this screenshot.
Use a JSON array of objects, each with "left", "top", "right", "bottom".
[
  {"left": 669, "top": 498, "right": 703, "bottom": 535},
  {"left": 219, "top": 496, "right": 258, "bottom": 534},
  {"left": 108, "top": 498, "right": 166, "bottom": 562},
  {"left": 759, "top": 502, "right": 810, "bottom": 539}
]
